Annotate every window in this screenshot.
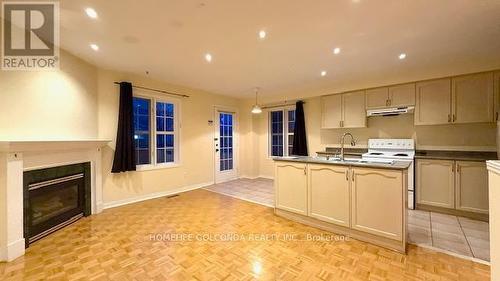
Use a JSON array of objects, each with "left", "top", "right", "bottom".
[
  {"left": 133, "top": 96, "right": 179, "bottom": 168},
  {"left": 269, "top": 109, "right": 295, "bottom": 157}
]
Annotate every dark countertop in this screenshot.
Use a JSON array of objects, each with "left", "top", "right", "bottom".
[
  {"left": 316, "top": 147, "right": 367, "bottom": 157},
  {"left": 273, "top": 156, "right": 411, "bottom": 170},
  {"left": 415, "top": 150, "right": 497, "bottom": 161}
]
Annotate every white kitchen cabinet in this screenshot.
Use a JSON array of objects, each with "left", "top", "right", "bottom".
[
  {"left": 455, "top": 161, "right": 489, "bottom": 214},
  {"left": 308, "top": 164, "right": 350, "bottom": 227},
  {"left": 275, "top": 162, "right": 308, "bottom": 215},
  {"left": 321, "top": 91, "right": 366, "bottom": 129},
  {"left": 350, "top": 167, "right": 404, "bottom": 240},
  {"left": 452, "top": 72, "right": 494, "bottom": 124}
]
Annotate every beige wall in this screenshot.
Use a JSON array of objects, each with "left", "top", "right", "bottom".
[
  {"left": 0, "top": 50, "right": 98, "bottom": 140},
  {"left": 243, "top": 95, "right": 497, "bottom": 179},
  {"left": 97, "top": 69, "right": 243, "bottom": 204}
]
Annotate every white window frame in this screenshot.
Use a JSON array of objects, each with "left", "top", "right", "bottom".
[
  {"left": 268, "top": 106, "right": 295, "bottom": 157},
  {"left": 133, "top": 91, "right": 181, "bottom": 171}
]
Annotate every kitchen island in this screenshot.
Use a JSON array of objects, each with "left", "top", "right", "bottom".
[{"left": 273, "top": 156, "right": 410, "bottom": 253}]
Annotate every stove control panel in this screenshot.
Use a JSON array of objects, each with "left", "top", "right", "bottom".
[{"left": 368, "top": 139, "right": 415, "bottom": 149}]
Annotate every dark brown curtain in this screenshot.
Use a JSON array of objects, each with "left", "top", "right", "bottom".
[
  {"left": 111, "top": 82, "right": 136, "bottom": 173},
  {"left": 292, "top": 100, "right": 308, "bottom": 156}
]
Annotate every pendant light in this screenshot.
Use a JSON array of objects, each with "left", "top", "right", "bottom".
[{"left": 251, "top": 87, "right": 262, "bottom": 114}]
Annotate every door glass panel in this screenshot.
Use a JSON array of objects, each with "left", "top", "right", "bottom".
[{"left": 219, "top": 113, "right": 233, "bottom": 171}]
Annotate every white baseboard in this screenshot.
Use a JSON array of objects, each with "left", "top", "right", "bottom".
[
  {"left": 239, "top": 175, "right": 259, "bottom": 179},
  {"left": 0, "top": 238, "right": 25, "bottom": 262},
  {"left": 103, "top": 181, "right": 214, "bottom": 210},
  {"left": 239, "top": 175, "right": 274, "bottom": 180}
]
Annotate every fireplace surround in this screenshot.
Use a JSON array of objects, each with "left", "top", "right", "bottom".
[
  {"left": 23, "top": 162, "right": 92, "bottom": 246},
  {"left": 0, "top": 140, "right": 109, "bottom": 261}
]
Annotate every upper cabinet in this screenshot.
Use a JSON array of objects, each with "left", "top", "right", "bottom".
[
  {"left": 321, "top": 91, "right": 366, "bottom": 129},
  {"left": 452, "top": 72, "right": 494, "bottom": 124},
  {"left": 343, "top": 91, "right": 367, "bottom": 128},
  {"left": 389, "top": 83, "right": 415, "bottom": 107},
  {"left": 366, "top": 87, "right": 389, "bottom": 109},
  {"left": 321, "top": 94, "right": 342, "bottom": 128},
  {"left": 415, "top": 73, "right": 495, "bottom": 125},
  {"left": 366, "top": 83, "right": 415, "bottom": 109},
  {"left": 415, "top": 78, "right": 452, "bottom": 125}
]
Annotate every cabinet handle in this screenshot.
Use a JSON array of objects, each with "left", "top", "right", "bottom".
[
  {"left": 351, "top": 170, "right": 355, "bottom": 182},
  {"left": 457, "top": 165, "right": 460, "bottom": 173},
  {"left": 388, "top": 99, "right": 392, "bottom": 106},
  {"left": 339, "top": 120, "right": 342, "bottom": 128},
  {"left": 496, "top": 112, "right": 498, "bottom": 121},
  {"left": 448, "top": 114, "right": 451, "bottom": 123},
  {"left": 452, "top": 114, "right": 456, "bottom": 122},
  {"left": 304, "top": 167, "right": 307, "bottom": 175},
  {"left": 345, "top": 170, "right": 349, "bottom": 181}
]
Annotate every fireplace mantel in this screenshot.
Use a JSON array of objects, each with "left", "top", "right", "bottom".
[
  {"left": 0, "top": 139, "right": 110, "bottom": 262},
  {"left": 0, "top": 140, "right": 111, "bottom": 153}
]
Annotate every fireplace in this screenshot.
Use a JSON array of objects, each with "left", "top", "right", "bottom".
[{"left": 23, "top": 162, "right": 91, "bottom": 246}]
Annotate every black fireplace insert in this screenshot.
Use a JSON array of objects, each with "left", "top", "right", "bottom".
[{"left": 23, "top": 162, "right": 91, "bottom": 247}]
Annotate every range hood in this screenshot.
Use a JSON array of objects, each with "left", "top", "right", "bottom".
[{"left": 367, "top": 106, "right": 415, "bottom": 117}]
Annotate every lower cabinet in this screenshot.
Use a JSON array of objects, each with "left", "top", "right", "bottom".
[
  {"left": 308, "top": 164, "right": 350, "bottom": 227},
  {"left": 350, "top": 167, "right": 404, "bottom": 241},
  {"left": 275, "top": 163, "right": 308, "bottom": 215},
  {"left": 416, "top": 159, "right": 455, "bottom": 208},
  {"left": 275, "top": 162, "right": 406, "bottom": 247},
  {"left": 455, "top": 161, "right": 489, "bottom": 214},
  {"left": 416, "top": 159, "right": 489, "bottom": 214}
]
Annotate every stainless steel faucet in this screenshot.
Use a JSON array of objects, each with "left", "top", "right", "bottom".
[{"left": 340, "top": 133, "right": 356, "bottom": 161}]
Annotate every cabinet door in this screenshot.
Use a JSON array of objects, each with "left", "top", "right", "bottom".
[
  {"left": 455, "top": 161, "right": 489, "bottom": 214},
  {"left": 321, "top": 95, "right": 342, "bottom": 128},
  {"left": 495, "top": 71, "right": 500, "bottom": 121},
  {"left": 452, "top": 72, "right": 495, "bottom": 124},
  {"left": 351, "top": 167, "right": 403, "bottom": 240},
  {"left": 415, "top": 78, "right": 452, "bottom": 125},
  {"left": 275, "top": 163, "right": 308, "bottom": 215},
  {"left": 389, "top": 83, "right": 415, "bottom": 107},
  {"left": 416, "top": 159, "right": 455, "bottom": 209},
  {"left": 308, "top": 164, "right": 350, "bottom": 227},
  {"left": 342, "top": 90, "right": 366, "bottom": 128},
  {"left": 366, "top": 87, "right": 389, "bottom": 109}
]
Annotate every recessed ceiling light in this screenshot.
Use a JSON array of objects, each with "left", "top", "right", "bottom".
[
  {"left": 205, "top": 53, "right": 212, "bottom": 62},
  {"left": 399, "top": 53, "right": 407, "bottom": 60},
  {"left": 259, "top": 30, "right": 266, "bottom": 39},
  {"left": 321, "top": 71, "right": 327, "bottom": 77},
  {"left": 333, "top": 47, "right": 341, "bottom": 55},
  {"left": 85, "top": 8, "right": 98, "bottom": 19},
  {"left": 90, "top": 44, "right": 99, "bottom": 51}
]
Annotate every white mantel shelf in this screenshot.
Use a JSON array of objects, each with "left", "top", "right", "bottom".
[
  {"left": 0, "top": 140, "right": 111, "bottom": 153},
  {"left": 487, "top": 160, "right": 500, "bottom": 174}
]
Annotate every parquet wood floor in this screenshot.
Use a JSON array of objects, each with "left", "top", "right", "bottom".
[{"left": 0, "top": 189, "right": 490, "bottom": 280}]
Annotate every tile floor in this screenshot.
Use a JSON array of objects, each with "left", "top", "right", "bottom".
[
  {"left": 206, "top": 178, "right": 491, "bottom": 263},
  {"left": 407, "top": 209, "right": 490, "bottom": 262},
  {"left": 204, "top": 178, "right": 274, "bottom": 207}
]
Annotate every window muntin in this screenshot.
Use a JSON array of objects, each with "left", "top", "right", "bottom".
[
  {"left": 219, "top": 113, "right": 234, "bottom": 171},
  {"left": 133, "top": 95, "right": 179, "bottom": 168},
  {"left": 133, "top": 97, "right": 151, "bottom": 165},
  {"left": 156, "top": 102, "right": 175, "bottom": 164},
  {"left": 269, "top": 109, "right": 295, "bottom": 157}
]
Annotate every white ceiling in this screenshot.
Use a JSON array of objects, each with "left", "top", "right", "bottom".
[{"left": 60, "top": 0, "right": 500, "bottom": 98}]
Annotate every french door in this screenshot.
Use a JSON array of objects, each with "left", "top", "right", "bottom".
[{"left": 214, "top": 110, "right": 237, "bottom": 183}]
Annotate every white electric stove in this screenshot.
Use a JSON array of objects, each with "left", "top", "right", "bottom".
[{"left": 362, "top": 139, "right": 415, "bottom": 209}]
